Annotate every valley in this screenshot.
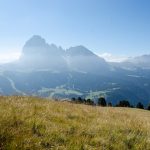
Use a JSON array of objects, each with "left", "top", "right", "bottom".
[{"left": 0, "top": 35, "right": 150, "bottom": 106}]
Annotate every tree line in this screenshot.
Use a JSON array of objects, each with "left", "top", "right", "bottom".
[{"left": 71, "top": 97, "right": 150, "bottom": 110}]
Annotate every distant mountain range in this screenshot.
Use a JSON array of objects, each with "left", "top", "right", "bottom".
[{"left": 0, "top": 35, "right": 150, "bottom": 106}]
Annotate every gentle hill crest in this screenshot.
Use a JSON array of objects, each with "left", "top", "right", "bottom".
[{"left": 0, "top": 96, "right": 149, "bottom": 149}]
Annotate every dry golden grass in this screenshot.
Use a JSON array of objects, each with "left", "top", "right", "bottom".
[{"left": 0, "top": 96, "right": 150, "bottom": 150}]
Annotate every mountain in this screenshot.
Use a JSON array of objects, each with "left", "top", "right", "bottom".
[
  {"left": 20, "top": 35, "right": 67, "bottom": 71},
  {"left": 110, "top": 54, "right": 150, "bottom": 70},
  {"left": 127, "top": 55, "right": 150, "bottom": 69},
  {"left": 1, "top": 35, "right": 67, "bottom": 72},
  {"left": 2, "top": 35, "right": 109, "bottom": 73},
  {"left": 66, "top": 46, "right": 109, "bottom": 74},
  {"left": 0, "top": 35, "right": 150, "bottom": 106}
]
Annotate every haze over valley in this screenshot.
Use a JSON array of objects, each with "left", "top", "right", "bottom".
[{"left": 0, "top": 35, "right": 149, "bottom": 106}]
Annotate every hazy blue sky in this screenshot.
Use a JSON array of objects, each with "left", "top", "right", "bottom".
[{"left": 0, "top": 0, "right": 150, "bottom": 62}]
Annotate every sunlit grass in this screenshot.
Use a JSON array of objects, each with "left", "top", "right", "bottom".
[{"left": 0, "top": 96, "right": 149, "bottom": 150}]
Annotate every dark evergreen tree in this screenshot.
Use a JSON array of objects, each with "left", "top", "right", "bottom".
[
  {"left": 86, "top": 99, "right": 94, "bottom": 105},
  {"left": 98, "top": 97, "right": 107, "bottom": 106},
  {"left": 83, "top": 99, "right": 86, "bottom": 103},
  {"left": 147, "top": 104, "right": 150, "bottom": 110},
  {"left": 136, "top": 102, "right": 144, "bottom": 109},
  {"left": 71, "top": 97, "right": 76, "bottom": 102},
  {"left": 77, "top": 97, "right": 83, "bottom": 103},
  {"left": 108, "top": 102, "right": 112, "bottom": 107},
  {"left": 116, "top": 100, "right": 130, "bottom": 107}
]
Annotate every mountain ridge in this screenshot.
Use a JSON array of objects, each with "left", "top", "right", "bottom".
[{"left": 0, "top": 35, "right": 150, "bottom": 106}]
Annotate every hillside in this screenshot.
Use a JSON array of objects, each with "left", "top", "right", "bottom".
[
  {"left": 0, "top": 96, "right": 150, "bottom": 150},
  {"left": 1, "top": 35, "right": 150, "bottom": 106}
]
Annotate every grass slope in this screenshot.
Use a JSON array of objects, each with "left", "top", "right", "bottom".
[{"left": 0, "top": 96, "right": 150, "bottom": 150}]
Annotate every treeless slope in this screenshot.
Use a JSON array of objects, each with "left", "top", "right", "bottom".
[{"left": 0, "top": 96, "right": 149, "bottom": 150}]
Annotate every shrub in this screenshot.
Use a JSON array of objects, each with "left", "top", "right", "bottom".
[
  {"left": 98, "top": 97, "right": 107, "bottom": 106},
  {"left": 136, "top": 102, "right": 144, "bottom": 109},
  {"left": 86, "top": 99, "right": 94, "bottom": 105},
  {"left": 108, "top": 102, "right": 112, "bottom": 107},
  {"left": 116, "top": 100, "right": 130, "bottom": 107}
]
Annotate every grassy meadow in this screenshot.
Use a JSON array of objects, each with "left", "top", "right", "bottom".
[{"left": 0, "top": 96, "right": 150, "bottom": 150}]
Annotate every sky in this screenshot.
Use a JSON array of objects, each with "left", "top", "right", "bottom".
[{"left": 0, "top": 0, "right": 150, "bottom": 62}]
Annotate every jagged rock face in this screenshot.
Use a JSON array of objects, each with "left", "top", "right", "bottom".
[
  {"left": 22, "top": 35, "right": 63, "bottom": 56},
  {"left": 19, "top": 35, "right": 67, "bottom": 71},
  {"left": 13, "top": 35, "right": 109, "bottom": 73},
  {"left": 66, "top": 46, "right": 109, "bottom": 74}
]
